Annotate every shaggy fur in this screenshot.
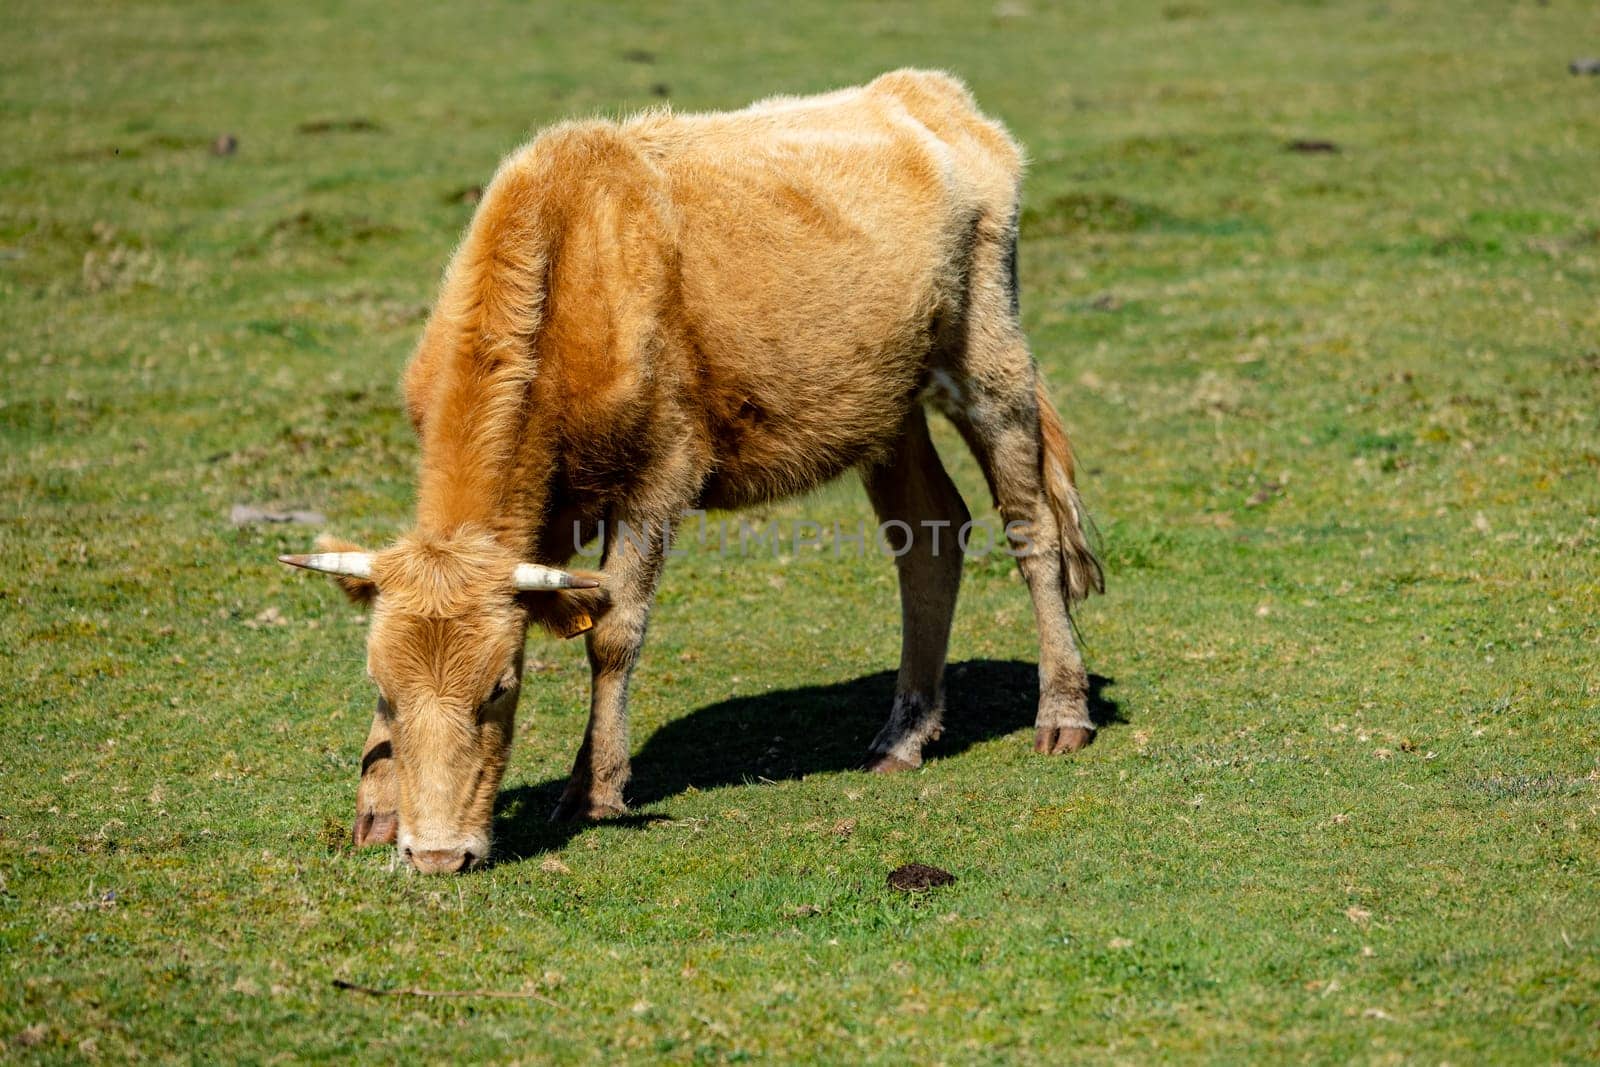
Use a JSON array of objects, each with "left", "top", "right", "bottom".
[{"left": 310, "top": 70, "right": 1103, "bottom": 871}]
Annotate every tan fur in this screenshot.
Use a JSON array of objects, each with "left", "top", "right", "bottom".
[
  {"left": 300, "top": 71, "right": 1101, "bottom": 871},
  {"left": 1036, "top": 379, "right": 1105, "bottom": 603}
]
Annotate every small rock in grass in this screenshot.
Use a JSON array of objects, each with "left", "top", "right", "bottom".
[
  {"left": 887, "top": 863, "right": 956, "bottom": 892},
  {"left": 1247, "top": 480, "right": 1284, "bottom": 506},
  {"left": 1569, "top": 57, "right": 1600, "bottom": 76},
  {"left": 211, "top": 134, "right": 238, "bottom": 156},
  {"left": 1287, "top": 138, "right": 1339, "bottom": 154},
  {"left": 231, "top": 504, "right": 326, "bottom": 526},
  {"left": 243, "top": 606, "right": 288, "bottom": 630}
]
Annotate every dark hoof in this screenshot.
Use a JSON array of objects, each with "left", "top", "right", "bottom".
[
  {"left": 549, "top": 794, "right": 628, "bottom": 823},
  {"left": 353, "top": 810, "right": 397, "bottom": 848},
  {"left": 1034, "top": 726, "right": 1095, "bottom": 755},
  {"left": 865, "top": 753, "right": 919, "bottom": 774}
]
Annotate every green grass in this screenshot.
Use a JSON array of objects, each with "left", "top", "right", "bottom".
[{"left": 4, "top": 0, "right": 1599, "bottom": 1060}]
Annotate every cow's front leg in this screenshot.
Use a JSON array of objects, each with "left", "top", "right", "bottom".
[
  {"left": 551, "top": 511, "right": 671, "bottom": 822},
  {"left": 353, "top": 699, "right": 399, "bottom": 847}
]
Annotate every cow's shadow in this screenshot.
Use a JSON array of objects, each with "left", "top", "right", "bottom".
[{"left": 491, "top": 659, "right": 1122, "bottom": 863}]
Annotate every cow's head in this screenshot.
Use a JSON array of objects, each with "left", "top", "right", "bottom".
[{"left": 281, "top": 530, "right": 603, "bottom": 874}]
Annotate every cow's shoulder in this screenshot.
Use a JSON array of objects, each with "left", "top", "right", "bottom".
[
  {"left": 492, "top": 120, "right": 665, "bottom": 222},
  {"left": 406, "top": 120, "right": 671, "bottom": 412}
]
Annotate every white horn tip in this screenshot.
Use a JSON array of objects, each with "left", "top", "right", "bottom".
[{"left": 512, "top": 563, "right": 599, "bottom": 591}]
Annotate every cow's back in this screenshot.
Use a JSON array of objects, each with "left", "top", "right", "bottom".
[
  {"left": 625, "top": 70, "right": 1022, "bottom": 505},
  {"left": 408, "top": 72, "right": 1028, "bottom": 530}
]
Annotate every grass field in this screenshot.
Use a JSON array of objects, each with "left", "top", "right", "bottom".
[{"left": 4, "top": 0, "right": 1599, "bottom": 1060}]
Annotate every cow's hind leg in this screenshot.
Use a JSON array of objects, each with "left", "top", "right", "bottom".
[
  {"left": 943, "top": 229, "right": 1103, "bottom": 754},
  {"left": 861, "top": 407, "right": 971, "bottom": 772},
  {"left": 951, "top": 374, "right": 1096, "bottom": 752}
]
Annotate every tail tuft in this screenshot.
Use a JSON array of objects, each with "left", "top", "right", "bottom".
[{"left": 1035, "top": 379, "right": 1104, "bottom": 603}]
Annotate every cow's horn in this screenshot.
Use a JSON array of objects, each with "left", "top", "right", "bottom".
[
  {"left": 513, "top": 563, "right": 599, "bottom": 591},
  {"left": 278, "top": 552, "right": 375, "bottom": 579}
]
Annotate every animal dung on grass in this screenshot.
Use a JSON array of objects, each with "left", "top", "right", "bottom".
[{"left": 887, "top": 863, "right": 957, "bottom": 892}]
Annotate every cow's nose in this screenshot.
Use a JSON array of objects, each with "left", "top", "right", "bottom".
[{"left": 405, "top": 847, "right": 474, "bottom": 875}]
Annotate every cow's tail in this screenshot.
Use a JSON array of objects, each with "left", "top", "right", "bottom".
[{"left": 1035, "top": 378, "right": 1103, "bottom": 604}]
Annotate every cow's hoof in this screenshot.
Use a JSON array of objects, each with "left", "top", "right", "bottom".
[
  {"left": 1034, "top": 725, "right": 1094, "bottom": 755},
  {"left": 353, "top": 809, "right": 397, "bottom": 848},
  {"left": 865, "top": 752, "right": 919, "bottom": 774},
  {"left": 549, "top": 795, "right": 628, "bottom": 823}
]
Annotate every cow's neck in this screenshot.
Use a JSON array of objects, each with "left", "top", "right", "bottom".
[{"left": 413, "top": 406, "right": 555, "bottom": 564}]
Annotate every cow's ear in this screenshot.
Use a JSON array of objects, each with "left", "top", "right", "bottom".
[
  {"left": 520, "top": 576, "right": 610, "bottom": 639},
  {"left": 312, "top": 534, "right": 378, "bottom": 607}
]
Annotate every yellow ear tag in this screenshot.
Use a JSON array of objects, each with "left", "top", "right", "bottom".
[{"left": 555, "top": 612, "right": 594, "bottom": 639}]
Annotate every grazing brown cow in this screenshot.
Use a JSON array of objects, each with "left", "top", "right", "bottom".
[{"left": 281, "top": 70, "right": 1102, "bottom": 874}]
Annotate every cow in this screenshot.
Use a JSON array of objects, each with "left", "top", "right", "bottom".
[{"left": 280, "top": 70, "right": 1103, "bottom": 874}]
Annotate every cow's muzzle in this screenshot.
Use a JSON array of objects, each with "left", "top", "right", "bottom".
[{"left": 404, "top": 845, "right": 481, "bottom": 875}]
